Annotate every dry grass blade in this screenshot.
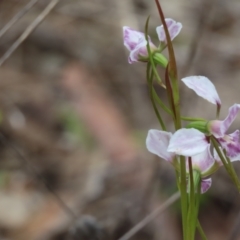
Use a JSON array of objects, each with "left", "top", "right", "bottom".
[
  {"left": 0, "top": 0, "right": 40, "bottom": 39},
  {"left": 0, "top": 0, "right": 60, "bottom": 67},
  {"left": 118, "top": 192, "right": 180, "bottom": 240}
]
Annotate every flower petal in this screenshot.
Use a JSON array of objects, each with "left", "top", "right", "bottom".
[
  {"left": 128, "top": 38, "right": 148, "bottom": 63},
  {"left": 218, "top": 130, "right": 240, "bottom": 161},
  {"left": 201, "top": 178, "right": 212, "bottom": 194},
  {"left": 156, "top": 18, "right": 182, "bottom": 43},
  {"left": 181, "top": 76, "right": 221, "bottom": 105},
  {"left": 123, "top": 26, "right": 156, "bottom": 64},
  {"left": 190, "top": 145, "right": 215, "bottom": 174},
  {"left": 146, "top": 130, "right": 175, "bottom": 162},
  {"left": 222, "top": 104, "right": 240, "bottom": 135},
  {"left": 208, "top": 104, "right": 240, "bottom": 138},
  {"left": 123, "top": 27, "right": 145, "bottom": 51},
  {"left": 168, "top": 128, "right": 208, "bottom": 156}
]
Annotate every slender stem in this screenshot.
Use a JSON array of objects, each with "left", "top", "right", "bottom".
[
  {"left": 154, "top": 3, "right": 190, "bottom": 240},
  {"left": 145, "top": 17, "right": 164, "bottom": 87},
  {"left": 150, "top": 70, "right": 166, "bottom": 130},
  {"left": 145, "top": 19, "right": 166, "bottom": 130},
  {"left": 187, "top": 158, "right": 196, "bottom": 239},
  {"left": 194, "top": 171, "right": 201, "bottom": 238},
  {"left": 153, "top": 89, "right": 206, "bottom": 122},
  {"left": 165, "top": 66, "right": 177, "bottom": 128},
  {"left": 180, "top": 156, "right": 188, "bottom": 240},
  {"left": 152, "top": 89, "right": 172, "bottom": 114},
  {"left": 216, "top": 104, "right": 221, "bottom": 119},
  {"left": 146, "top": 63, "right": 166, "bottom": 130},
  {"left": 197, "top": 220, "right": 208, "bottom": 240},
  {"left": 194, "top": 188, "right": 201, "bottom": 238},
  {"left": 175, "top": 169, "right": 180, "bottom": 189},
  {"left": 211, "top": 136, "right": 240, "bottom": 191},
  {"left": 211, "top": 136, "right": 229, "bottom": 170},
  {"left": 225, "top": 153, "right": 240, "bottom": 191},
  {"left": 181, "top": 116, "right": 206, "bottom": 122}
]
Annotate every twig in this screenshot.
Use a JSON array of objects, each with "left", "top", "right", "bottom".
[
  {"left": 0, "top": 0, "right": 40, "bottom": 39},
  {"left": 118, "top": 191, "right": 180, "bottom": 240},
  {"left": 0, "top": 0, "right": 60, "bottom": 67}
]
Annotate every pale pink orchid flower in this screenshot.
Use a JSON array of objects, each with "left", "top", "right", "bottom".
[
  {"left": 156, "top": 18, "right": 182, "bottom": 43},
  {"left": 123, "top": 18, "right": 182, "bottom": 64},
  {"left": 123, "top": 27, "right": 155, "bottom": 64},
  {"left": 181, "top": 76, "right": 221, "bottom": 106},
  {"left": 181, "top": 76, "right": 240, "bottom": 161},
  {"left": 146, "top": 129, "right": 215, "bottom": 193},
  {"left": 208, "top": 105, "right": 240, "bottom": 161}
]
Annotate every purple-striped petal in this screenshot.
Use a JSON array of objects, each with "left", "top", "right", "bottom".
[
  {"left": 146, "top": 130, "right": 175, "bottom": 162},
  {"left": 128, "top": 38, "right": 148, "bottom": 63},
  {"left": 156, "top": 18, "right": 182, "bottom": 43},
  {"left": 128, "top": 41, "right": 156, "bottom": 64},
  {"left": 189, "top": 145, "right": 215, "bottom": 174},
  {"left": 181, "top": 76, "right": 221, "bottom": 105},
  {"left": 168, "top": 128, "right": 208, "bottom": 156},
  {"left": 221, "top": 104, "right": 240, "bottom": 135},
  {"left": 187, "top": 177, "right": 212, "bottom": 194},
  {"left": 218, "top": 130, "right": 240, "bottom": 161},
  {"left": 201, "top": 178, "right": 212, "bottom": 193},
  {"left": 123, "top": 27, "right": 145, "bottom": 51},
  {"left": 208, "top": 104, "right": 240, "bottom": 138}
]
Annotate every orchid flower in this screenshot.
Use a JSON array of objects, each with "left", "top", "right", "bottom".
[
  {"left": 146, "top": 129, "right": 217, "bottom": 193},
  {"left": 123, "top": 27, "right": 156, "bottom": 64},
  {"left": 208, "top": 104, "right": 240, "bottom": 161},
  {"left": 156, "top": 18, "right": 182, "bottom": 43},
  {"left": 123, "top": 18, "right": 182, "bottom": 64},
  {"left": 181, "top": 76, "right": 240, "bottom": 162}
]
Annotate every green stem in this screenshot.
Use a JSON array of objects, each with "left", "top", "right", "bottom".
[
  {"left": 216, "top": 104, "right": 221, "bottom": 119},
  {"left": 153, "top": 89, "right": 206, "bottom": 123},
  {"left": 197, "top": 220, "right": 208, "bottom": 240},
  {"left": 225, "top": 152, "right": 240, "bottom": 192},
  {"left": 151, "top": 4, "right": 191, "bottom": 239},
  {"left": 211, "top": 136, "right": 240, "bottom": 191},
  {"left": 152, "top": 89, "right": 172, "bottom": 114},
  {"left": 165, "top": 66, "right": 177, "bottom": 128},
  {"left": 193, "top": 171, "right": 201, "bottom": 238},
  {"left": 187, "top": 158, "right": 199, "bottom": 240},
  {"left": 145, "top": 17, "right": 165, "bottom": 88},
  {"left": 146, "top": 63, "right": 166, "bottom": 130},
  {"left": 211, "top": 136, "right": 229, "bottom": 170},
  {"left": 181, "top": 116, "right": 206, "bottom": 122},
  {"left": 175, "top": 168, "right": 180, "bottom": 189},
  {"left": 145, "top": 19, "right": 166, "bottom": 130},
  {"left": 180, "top": 156, "right": 188, "bottom": 240}
]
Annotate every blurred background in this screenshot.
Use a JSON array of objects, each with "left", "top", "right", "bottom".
[{"left": 0, "top": 0, "right": 240, "bottom": 239}]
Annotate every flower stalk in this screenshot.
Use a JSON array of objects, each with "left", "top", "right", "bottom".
[
  {"left": 211, "top": 136, "right": 240, "bottom": 191},
  {"left": 123, "top": 0, "right": 240, "bottom": 239}
]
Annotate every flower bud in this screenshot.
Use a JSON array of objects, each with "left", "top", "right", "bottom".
[
  {"left": 152, "top": 52, "right": 168, "bottom": 68},
  {"left": 186, "top": 121, "right": 209, "bottom": 134}
]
